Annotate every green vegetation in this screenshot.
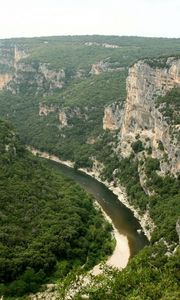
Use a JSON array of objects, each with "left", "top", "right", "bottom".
[
  {"left": 0, "top": 120, "right": 113, "bottom": 297},
  {"left": 116, "top": 155, "right": 180, "bottom": 244},
  {"left": 144, "top": 56, "right": 170, "bottom": 69},
  {"left": 66, "top": 243, "right": 180, "bottom": 300},
  {"left": 16, "top": 36, "right": 180, "bottom": 69},
  {"left": 0, "top": 35, "right": 180, "bottom": 164},
  {"left": 97, "top": 147, "right": 180, "bottom": 244},
  {"left": 131, "top": 140, "right": 144, "bottom": 153},
  {"left": 0, "top": 36, "right": 180, "bottom": 299},
  {"left": 144, "top": 157, "right": 160, "bottom": 175},
  {"left": 117, "top": 157, "right": 149, "bottom": 211},
  {"left": 156, "top": 88, "right": 180, "bottom": 125},
  {"left": 57, "top": 151, "right": 180, "bottom": 299},
  {"left": 158, "top": 140, "right": 164, "bottom": 151},
  {"left": 0, "top": 63, "right": 12, "bottom": 73},
  {"left": 0, "top": 70, "right": 126, "bottom": 166}
]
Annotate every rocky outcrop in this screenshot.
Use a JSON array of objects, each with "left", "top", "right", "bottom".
[
  {"left": 39, "top": 63, "right": 65, "bottom": 89},
  {"left": 7, "top": 61, "right": 66, "bottom": 94},
  {"left": 103, "top": 103, "right": 124, "bottom": 130},
  {"left": 74, "top": 69, "right": 86, "bottom": 79},
  {"left": 59, "top": 111, "right": 68, "bottom": 127},
  {"left": 0, "top": 44, "right": 66, "bottom": 94},
  {"left": 0, "top": 73, "right": 13, "bottom": 90},
  {"left": 14, "top": 46, "right": 28, "bottom": 68},
  {"left": 86, "top": 137, "right": 97, "bottom": 144},
  {"left": 90, "top": 59, "right": 125, "bottom": 75},
  {"left": 176, "top": 219, "right": 180, "bottom": 244},
  {"left": 39, "top": 103, "right": 88, "bottom": 127},
  {"left": 85, "top": 42, "right": 121, "bottom": 48},
  {"left": 28, "top": 284, "right": 58, "bottom": 300},
  {"left": 39, "top": 103, "right": 58, "bottom": 116},
  {"left": 0, "top": 46, "right": 28, "bottom": 90},
  {"left": 119, "top": 58, "right": 180, "bottom": 175},
  {"left": 90, "top": 60, "right": 109, "bottom": 75}
]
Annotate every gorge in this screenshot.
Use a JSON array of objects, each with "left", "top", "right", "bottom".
[
  {"left": 29, "top": 147, "right": 149, "bottom": 266},
  {"left": 0, "top": 36, "right": 179, "bottom": 299}
]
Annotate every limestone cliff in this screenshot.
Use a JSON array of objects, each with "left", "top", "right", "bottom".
[
  {"left": 119, "top": 57, "right": 180, "bottom": 176},
  {"left": 13, "top": 46, "right": 28, "bottom": 68},
  {"left": 103, "top": 103, "right": 123, "bottom": 130},
  {"left": 0, "top": 45, "right": 66, "bottom": 94},
  {"left": 7, "top": 61, "right": 66, "bottom": 95},
  {"left": 59, "top": 111, "right": 68, "bottom": 127},
  {"left": 38, "top": 63, "right": 65, "bottom": 89},
  {"left": 0, "top": 73, "right": 12, "bottom": 90},
  {"left": 0, "top": 46, "right": 28, "bottom": 90},
  {"left": 90, "top": 59, "right": 125, "bottom": 75},
  {"left": 39, "top": 103, "right": 88, "bottom": 127}
]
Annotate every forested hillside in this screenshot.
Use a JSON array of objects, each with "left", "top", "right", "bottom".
[
  {"left": 0, "top": 36, "right": 180, "bottom": 299},
  {"left": 0, "top": 36, "right": 180, "bottom": 165},
  {"left": 70, "top": 243, "right": 180, "bottom": 300},
  {"left": 0, "top": 120, "right": 113, "bottom": 297}
]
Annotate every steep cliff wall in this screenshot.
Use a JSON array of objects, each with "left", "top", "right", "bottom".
[
  {"left": 0, "top": 46, "right": 28, "bottom": 90},
  {"left": 103, "top": 103, "right": 123, "bottom": 130},
  {"left": 0, "top": 45, "right": 66, "bottom": 94},
  {"left": 13, "top": 46, "right": 28, "bottom": 68},
  {"left": 119, "top": 58, "right": 180, "bottom": 175},
  {"left": 6, "top": 61, "right": 66, "bottom": 94}
]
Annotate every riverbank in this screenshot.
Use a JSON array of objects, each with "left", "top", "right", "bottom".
[
  {"left": 27, "top": 147, "right": 155, "bottom": 241},
  {"left": 28, "top": 146, "right": 131, "bottom": 270},
  {"left": 79, "top": 166, "right": 155, "bottom": 241},
  {"left": 31, "top": 147, "right": 155, "bottom": 241},
  {"left": 29, "top": 147, "right": 155, "bottom": 242},
  {"left": 91, "top": 200, "right": 130, "bottom": 274},
  {"left": 29, "top": 146, "right": 155, "bottom": 240}
]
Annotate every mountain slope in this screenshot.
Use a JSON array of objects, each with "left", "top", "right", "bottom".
[
  {"left": 0, "top": 36, "right": 180, "bottom": 166},
  {"left": 0, "top": 36, "right": 180, "bottom": 299},
  {"left": 98, "top": 57, "right": 180, "bottom": 244},
  {"left": 56, "top": 57, "right": 180, "bottom": 300},
  {"left": 0, "top": 120, "right": 113, "bottom": 297}
]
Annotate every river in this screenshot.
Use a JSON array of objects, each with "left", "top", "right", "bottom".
[{"left": 40, "top": 156, "right": 148, "bottom": 269}]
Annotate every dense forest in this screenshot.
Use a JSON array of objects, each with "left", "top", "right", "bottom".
[
  {"left": 66, "top": 243, "right": 180, "bottom": 300},
  {"left": 0, "top": 36, "right": 180, "bottom": 165},
  {"left": 0, "top": 120, "right": 113, "bottom": 297},
  {"left": 0, "top": 36, "right": 180, "bottom": 299}
]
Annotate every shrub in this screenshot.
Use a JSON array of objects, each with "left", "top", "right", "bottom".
[{"left": 131, "top": 140, "right": 144, "bottom": 153}]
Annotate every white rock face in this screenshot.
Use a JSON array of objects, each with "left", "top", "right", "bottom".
[
  {"left": 0, "top": 73, "right": 12, "bottom": 90},
  {"left": 14, "top": 46, "right": 28, "bottom": 68},
  {"left": 176, "top": 219, "right": 180, "bottom": 244},
  {"left": 39, "top": 63, "right": 65, "bottom": 89},
  {"left": 119, "top": 58, "right": 180, "bottom": 175},
  {"left": 2, "top": 50, "right": 66, "bottom": 94},
  {"left": 59, "top": 110, "right": 68, "bottom": 127},
  {"left": 28, "top": 284, "right": 58, "bottom": 300},
  {"left": 84, "top": 42, "right": 121, "bottom": 48},
  {"left": 39, "top": 103, "right": 57, "bottom": 116},
  {"left": 103, "top": 103, "right": 123, "bottom": 130},
  {"left": 90, "top": 60, "right": 109, "bottom": 75},
  {"left": 90, "top": 59, "right": 125, "bottom": 75},
  {"left": 0, "top": 46, "right": 28, "bottom": 90}
]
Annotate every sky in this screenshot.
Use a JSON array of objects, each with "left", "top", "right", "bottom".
[{"left": 0, "top": 0, "right": 180, "bottom": 39}]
